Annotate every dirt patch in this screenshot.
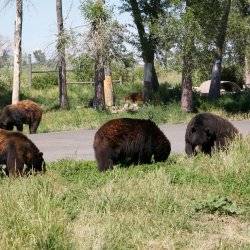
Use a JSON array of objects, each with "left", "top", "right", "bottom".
[{"left": 187, "top": 214, "right": 250, "bottom": 249}]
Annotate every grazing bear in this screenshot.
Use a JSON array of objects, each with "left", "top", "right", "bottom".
[
  {"left": 185, "top": 113, "right": 239, "bottom": 156},
  {"left": 0, "top": 100, "right": 42, "bottom": 134},
  {"left": 93, "top": 118, "right": 171, "bottom": 171},
  {"left": 124, "top": 92, "right": 144, "bottom": 104},
  {"left": 0, "top": 129, "right": 45, "bottom": 176}
]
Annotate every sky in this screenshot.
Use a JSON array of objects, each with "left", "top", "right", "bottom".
[{"left": 0, "top": 0, "right": 132, "bottom": 57}]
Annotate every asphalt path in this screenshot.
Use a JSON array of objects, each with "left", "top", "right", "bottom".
[{"left": 28, "top": 120, "right": 250, "bottom": 162}]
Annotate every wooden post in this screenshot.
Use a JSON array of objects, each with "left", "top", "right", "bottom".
[
  {"left": 119, "top": 75, "right": 123, "bottom": 84},
  {"left": 28, "top": 53, "right": 32, "bottom": 87},
  {"left": 245, "top": 56, "right": 250, "bottom": 88},
  {"left": 104, "top": 67, "right": 114, "bottom": 107}
]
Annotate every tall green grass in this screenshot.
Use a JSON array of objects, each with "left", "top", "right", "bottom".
[{"left": 0, "top": 137, "right": 249, "bottom": 249}]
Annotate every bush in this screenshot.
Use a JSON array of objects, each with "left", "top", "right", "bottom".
[
  {"left": 71, "top": 54, "right": 94, "bottom": 82},
  {"left": 221, "top": 65, "right": 244, "bottom": 88},
  {"left": 32, "top": 73, "right": 58, "bottom": 89}
]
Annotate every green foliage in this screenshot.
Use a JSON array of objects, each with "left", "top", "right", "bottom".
[
  {"left": 221, "top": 65, "right": 244, "bottom": 87},
  {"left": 81, "top": 0, "right": 110, "bottom": 23},
  {"left": 33, "top": 50, "right": 47, "bottom": 65},
  {"left": 32, "top": 73, "right": 58, "bottom": 89},
  {"left": 195, "top": 196, "right": 244, "bottom": 215},
  {"left": 71, "top": 54, "right": 94, "bottom": 81}
]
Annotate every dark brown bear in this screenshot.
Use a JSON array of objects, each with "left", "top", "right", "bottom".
[
  {"left": 185, "top": 113, "right": 239, "bottom": 156},
  {"left": 0, "top": 100, "right": 42, "bottom": 134},
  {"left": 124, "top": 92, "right": 144, "bottom": 104},
  {"left": 93, "top": 118, "right": 171, "bottom": 171},
  {"left": 0, "top": 129, "right": 45, "bottom": 177}
]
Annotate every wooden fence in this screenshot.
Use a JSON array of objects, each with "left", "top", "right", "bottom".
[{"left": 28, "top": 54, "right": 123, "bottom": 86}]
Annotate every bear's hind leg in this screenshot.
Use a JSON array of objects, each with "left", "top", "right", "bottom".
[{"left": 6, "top": 144, "right": 24, "bottom": 177}]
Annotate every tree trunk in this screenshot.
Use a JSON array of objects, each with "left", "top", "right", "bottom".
[
  {"left": 181, "top": 55, "right": 193, "bottom": 112},
  {"left": 12, "top": 0, "right": 23, "bottom": 104},
  {"left": 56, "top": 0, "right": 69, "bottom": 109},
  {"left": 181, "top": 0, "right": 194, "bottom": 112},
  {"left": 208, "top": 0, "right": 231, "bottom": 99},
  {"left": 93, "top": 60, "right": 105, "bottom": 109},
  {"left": 128, "top": 0, "right": 159, "bottom": 100},
  {"left": 104, "top": 66, "right": 113, "bottom": 107}
]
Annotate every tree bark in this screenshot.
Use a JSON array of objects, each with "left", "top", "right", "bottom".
[
  {"left": 56, "top": 0, "right": 69, "bottom": 109},
  {"left": 208, "top": 0, "right": 231, "bottom": 99},
  {"left": 12, "top": 0, "right": 23, "bottom": 104},
  {"left": 128, "top": 0, "right": 159, "bottom": 100},
  {"left": 181, "top": 54, "right": 193, "bottom": 112},
  {"left": 181, "top": 0, "right": 194, "bottom": 112},
  {"left": 93, "top": 60, "right": 105, "bottom": 109}
]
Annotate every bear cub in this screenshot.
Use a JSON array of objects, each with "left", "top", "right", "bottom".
[
  {"left": 94, "top": 118, "right": 171, "bottom": 171},
  {"left": 0, "top": 100, "right": 42, "bottom": 134},
  {"left": 185, "top": 112, "right": 239, "bottom": 155}
]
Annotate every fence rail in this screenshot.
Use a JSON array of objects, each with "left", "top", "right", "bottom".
[{"left": 28, "top": 54, "right": 123, "bottom": 86}]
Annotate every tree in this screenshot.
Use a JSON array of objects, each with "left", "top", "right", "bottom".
[
  {"left": 81, "top": 0, "right": 125, "bottom": 109},
  {"left": 121, "top": 0, "right": 164, "bottom": 101},
  {"left": 238, "top": 0, "right": 250, "bottom": 87},
  {"left": 56, "top": 0, "right": 69, "bottom": 109},
  {"left": 33, "top": 49, "right": 46, "bottom": 64},
  {"left": 12, "top": 0, "right": 23, "bottom": 104},
  {"left": 181, "top": 0, "right": 195, "bottom": 112},
  {"left": 208, "top": 0, "right": 232, "bottom": 99}
]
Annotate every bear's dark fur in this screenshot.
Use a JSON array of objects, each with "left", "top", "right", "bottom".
[
  {"left": 0, "top": 129, "right": 45, "bottom": 177},
  {"left": 0, "top": 100, "right": 42, "bottom": 134},
  {"left": 185, "top": 113, "right": 239, "bottom": 155},
  {"left": 93, "top": 118, "right": 171, "bottom": 171}
]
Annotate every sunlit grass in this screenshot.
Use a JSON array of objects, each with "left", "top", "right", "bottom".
[
  {"left": 1, "top": 77, "right": 250, "bottom": 133},
  {"left": 0, "top": 137, "right": 249, "bottom": 249}
]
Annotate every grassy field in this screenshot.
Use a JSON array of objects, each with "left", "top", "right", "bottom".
[
  {"left": 0, "top": 137, "right": 249, "bottom": 249},
  {"left": 1, "top": 78, "right": 250, "bottom": 133}
]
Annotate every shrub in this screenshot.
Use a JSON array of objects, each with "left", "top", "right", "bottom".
[
  {"left": 71, "top": 54, "right": 94, "bottom": 82},
  {"left": 221, "top": 65, "right": 244, "bottom": 88},
  {"left": 32, "top": 73, "right": 58, "bottom": 89}
]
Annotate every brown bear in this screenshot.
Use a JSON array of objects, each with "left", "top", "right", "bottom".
[
  {"left": 185, "top": 113, "right": 239, "bottom": 156},
  {"left": 0, "top": 129, "right": 45, "bottom": 177},
  {"left": 124, "top": 92, "right": 144, "bottom": 104},
  {"left": 93, "top": 118, "right": 171, "bottom": 171},
  {"left": 0, "top": 100, "right": 42, "bottom": 134}
]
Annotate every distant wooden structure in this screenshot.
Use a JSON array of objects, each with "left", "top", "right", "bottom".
[{"left": 27, "top": 53, "right": 122, "bottom": 86}]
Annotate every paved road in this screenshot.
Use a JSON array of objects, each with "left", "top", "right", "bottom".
[{"left": 28, "top": 120, "right": 250, "bottom": 162}]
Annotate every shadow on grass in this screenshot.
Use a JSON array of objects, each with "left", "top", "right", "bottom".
[
  {"left": 154, "top": 83, "right": 250, "bottom": 114},
  {"left": 195, "top": 90, "right": 250, "bottom": 114}
]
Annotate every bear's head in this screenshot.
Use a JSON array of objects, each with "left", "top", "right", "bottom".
[
  {"left": 189, "top": 126, "right": 216, "bottom": 152},
  {"left": 0, "top": 109, "right": 12, "bottom": 130},
  {"left": 29, "top": 151, "right": 46, "bottom": 173}
]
